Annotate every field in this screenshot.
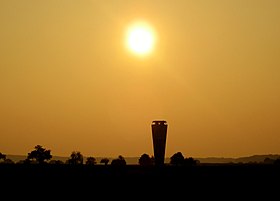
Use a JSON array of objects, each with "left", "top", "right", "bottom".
[{"left": 1, "top": 163, "right": 279, "bottom": 199}]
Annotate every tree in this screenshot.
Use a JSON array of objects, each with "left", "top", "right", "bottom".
[
  {"left": 139, "top": 153, "right": 153, "bottom": 166},
  {"left": 100, "top": 158, "right": 110, "bottom": 165},
  {"left": 0, "top": 152, "right": 6, "bottom": 161},
  {"left": 27, "top": 145, "right": 52, "bottom": 164},
  {"left": 111, "top": 155, "right": 126, "bottom": 166},
  {"left": 86, "top": 157, "right": 97, "bottom": 165},
  {"left": 170, "top": 152, "right": 185, "bottom": 166},
  {"left": 0, "top": 153, "right": 13, "bottom": 164},
  {"left": 66, "top": 151, "right": 83, "bottom": 165},
  {"left": 2, "top": 159, "right": 14, "bottom": 164},
  {"left": 184, "top": 157, "right": 198, "bottom": 166}
]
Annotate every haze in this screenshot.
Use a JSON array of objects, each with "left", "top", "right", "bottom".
[{"left": 0, "top": 0, "right": 280, "bottom": 158}]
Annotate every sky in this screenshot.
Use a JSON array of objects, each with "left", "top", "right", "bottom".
[{"left": 0, "top": 0, "right": 280, "bottom": 158}]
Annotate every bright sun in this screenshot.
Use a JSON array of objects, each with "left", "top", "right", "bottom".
[{"left": 126, "top": 21, "right": 156, "bottom": 56}]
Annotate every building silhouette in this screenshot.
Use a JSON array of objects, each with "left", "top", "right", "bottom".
[{"left": 151, "top": 120, "right": 168, "bottom": 166}]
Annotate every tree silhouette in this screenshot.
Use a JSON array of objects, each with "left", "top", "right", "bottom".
[
  {"left": 184, "top": 157, "right": 198, "bottom": 166},
  {"left": 86, "top": 157, "right": 97, "bottom": 165},
  {"left": 139, "top": 153, "right": 153, "bottom": 166},
  {"left": 27, "top": 145, "right": 52, "bottom": 164},
  {"left": 0, "top": 153, "right": 13, "bottom": 164},
  {"left": 100, "top": 158, "right": 110, "bottom": 165},
  {"left": 0, "top": 152, "right": 6, "bottom": 161},
  {"left": 66, "top": 151, "right": 84, "bottom": 165},
  {"left": 170, "top": 152, "right": 185, "bottom": 165},
  {"left": 111, "top": 155, "right": 126, "bottom": 166},
  {"left": 2, "top": 158, "right": 14, "bottom": 164}
]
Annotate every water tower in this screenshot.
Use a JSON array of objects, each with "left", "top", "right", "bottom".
[{"left": 151, "top": 120, "right": 168, "bottom": 166}]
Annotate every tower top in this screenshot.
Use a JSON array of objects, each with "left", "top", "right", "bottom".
[{"left": 152, "top": 120, "right": 167, "bottom": 125}]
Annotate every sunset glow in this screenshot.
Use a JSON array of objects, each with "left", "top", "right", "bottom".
[{"left": 1, "top": 1, "right": 280, "bottom": 158}]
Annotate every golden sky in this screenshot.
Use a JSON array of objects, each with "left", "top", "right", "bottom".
[{"left": 0, "top": 0, "right": 280, "bottom": 158}]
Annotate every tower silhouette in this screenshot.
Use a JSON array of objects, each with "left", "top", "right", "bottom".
[{"left": 151, "top": 120, "right": 168, "bottom": 166}]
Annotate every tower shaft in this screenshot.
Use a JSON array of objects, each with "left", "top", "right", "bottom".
[{"left": 151, "top": 120, "right": 167, "bottom": 166}]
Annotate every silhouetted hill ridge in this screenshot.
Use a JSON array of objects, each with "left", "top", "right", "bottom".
[{"left": 196, "top": 154, "right": 280, "bottom": 163}]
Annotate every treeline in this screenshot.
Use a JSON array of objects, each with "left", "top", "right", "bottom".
[
  {"left": 1, "top": 145, "right": 280, "bottom": 166},
  {"left": 0, "top": 144, "right": 199, "bottom": 166}
]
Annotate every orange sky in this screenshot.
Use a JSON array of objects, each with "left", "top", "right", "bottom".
[{"left": 0, "top": 0, "right": 280, "bottom": 158}]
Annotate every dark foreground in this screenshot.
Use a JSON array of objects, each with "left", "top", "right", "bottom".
[{"left": 1, "top": 163, "right": 279, "bottom": 199}]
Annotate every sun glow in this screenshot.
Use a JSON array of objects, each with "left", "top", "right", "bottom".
[{"left": 126, "top": 21, "right": 156, "bottom": 56}]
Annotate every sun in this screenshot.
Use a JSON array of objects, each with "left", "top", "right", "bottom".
[{"left": 126, "top": 21, "right": 156, "bottom": 56}]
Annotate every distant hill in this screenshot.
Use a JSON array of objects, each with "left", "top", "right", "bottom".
[
  {"left": 5, "top": 154, "right": 280, "bottom": 164},
  {"left": 196, "top": 154, "right": 280, "bottom": 164}
]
